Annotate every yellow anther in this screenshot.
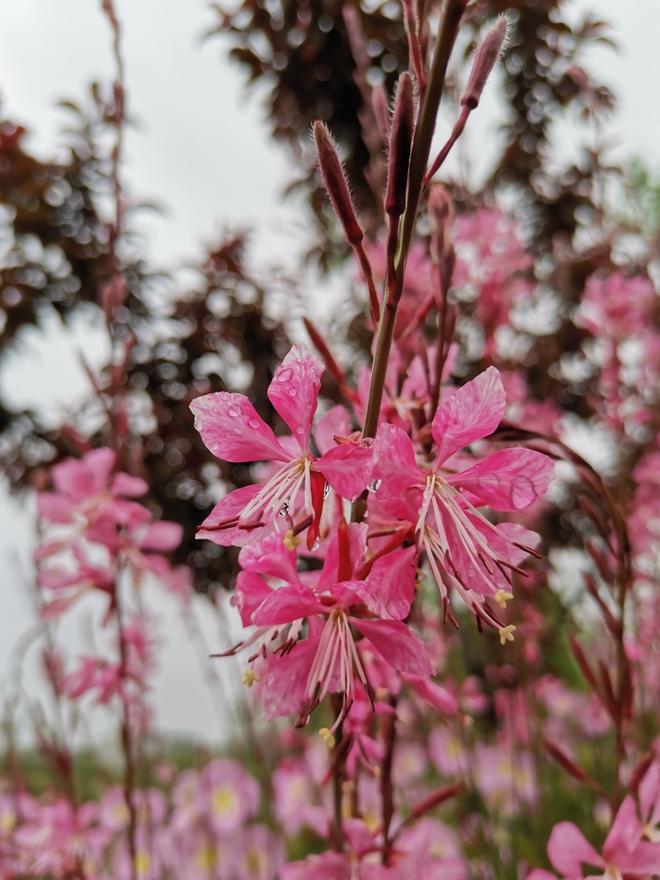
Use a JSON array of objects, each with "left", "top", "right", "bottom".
[
  {"left": 243, "top": 669, "right": 260, "bottom": 687},
  {"left": 283, "top": 530, "right": 301, "bottom": 550},
  {"left": 498, "top": 624, "right": 516, "bottom": 646},
  {"left": 319, "top": 727, "right": 336, "bottom": 749},
  {"left": 494, "top": 589, "right": 514, "bottom": 608}
]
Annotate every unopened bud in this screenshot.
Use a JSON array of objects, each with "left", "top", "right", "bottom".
[
  {"left": 385, "top": 72, "right": 415, "bottom": 218},
  {"left": 313, "top": 121, "right": 364, "bottom": 246},
  {"left": 461, "top": 16, "right": 509, "bottom": 110},
  {"left": 371, "top": 84, "right": 390, "bottom": 142},
  {"left": 428, "top": 185, "right": 453, "bottom": 225}
]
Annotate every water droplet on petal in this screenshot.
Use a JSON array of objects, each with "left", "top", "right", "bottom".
[
  {"left": 228, "top": 405, "right": 241, "bottom": 418},
  {"left": 368, "top": 479, "right": 382, "bottom": 493},
  {"left": 323, "top": 483, "right": 331, "bottom": 499},
  {"left": 311, "top": 537, "right": 320, "bottom": 551},
  {"left": 278, "top": 368, "right": 293, "bottom": 383},
  {"left": 247, "top": 418, "right": 261, "bottom": 429}
]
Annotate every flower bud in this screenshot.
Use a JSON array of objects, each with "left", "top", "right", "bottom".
[
  {"left": 461, "top": 16, "right": 509, "bottom": 110},
  {"left": 385, "top": 72, "right": 415, "bottom": 219},
  {"left": 371, "top": 83, "right": 390, "bottom": 142},
  {"left": 313, "top": 121, "right": 364, "bottom": 246}
]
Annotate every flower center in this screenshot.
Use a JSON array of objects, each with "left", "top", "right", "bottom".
[{"left": 240, "top": 457, "right": 311, "bottom": 526}]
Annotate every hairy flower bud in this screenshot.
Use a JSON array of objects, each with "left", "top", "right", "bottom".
[
  {"left": 385, "top": 72, "right": 415, "bottom": 219},
  {"left": 313, "top": 121, "right": 364, "bottom": 246},
  {"left": 371, "top": 83, "right": 390, "bottom": 142},
  {"left": 461, "top": 16, "right": 509, "bottom": 110}
]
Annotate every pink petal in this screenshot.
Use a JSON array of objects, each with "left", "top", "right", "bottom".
[
  {"left": 239, "top": 532, "right": 300, "bottom": 583},
  {"left": 547, "top": 822, "right": 603, "bottom": 876},
  {"left": 232, "top": 571, "right": 273, "bottom": 627},
  {"left": 616, "top": 841, "right": 660, "bottom": 875},
  {"left": 449, "top": 448, "right": 554, "bottom": 510},
  {"left": 138, "top": 521, "right": 182, "bottom": 551},
  {"left": 315, "top": 443, "right": 373, "bottom": 501},
  {"left": 259, "top": 629, "right": 322, "bottom": 720},
  {"left": 403, "top": 674, "right": 459, "bottom": 715},
  {"left": 111, "top": 472, "right": 148, "bottom": 498},
  {"left": 197, "top": 485, "right": 271, "bottom": 547},
  {"left": 372, "top": 423, "right": 423, "bottom": 496},
  {"left": 190, "top": 392, "right": 288, "bottom": 463},
  {"left": 267, "top": 345, "right": 323, "bottom": 453},
  {"left": 37, "top": 492, "right": 75, "bottom": 523},
  {"left": 252, "top": 585, "right": 325, "bottom": 627},
  {"left": 314, "top": 405, "right": 351, "bottom": 455},
  {"left": 603, "top": 796, "right": 642, "bottom": 862},
  {"left": 84, "top": 448, "right": 116, "bottom": 490},
  {"left": 318, "top": 522, "right": 368, "bottom": 588},
  {"left": 352, "top": 546, "right": 416, "bottom": 620},
  {"left": 353, "top": 618, "right": 434, "bottom": 676},
  {"left": 431, "top": 367, "right": 505, "bottom": 464}
]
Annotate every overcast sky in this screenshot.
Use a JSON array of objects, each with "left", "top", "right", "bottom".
[{"left": 0, "top": 0, "right": 659, "bottom": 746}]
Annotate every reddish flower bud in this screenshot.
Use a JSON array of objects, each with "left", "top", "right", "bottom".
[
  {"left": 371, "top": 83, "right": 390, "bottom": 142},
  {"left": 461, "top": 16, "right": 509, "bottom": 110},
  {"left": 385, "top": 72, "right": 415, "bottom": 219},
  {"left": 313, "top": 121, "right": 364, "bottom": 246}
]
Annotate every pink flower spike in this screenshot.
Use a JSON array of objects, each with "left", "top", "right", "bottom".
[
  {"left": 431, "top": 366, "right": 505, "bottom": 464},
  {"left": 447, "top": 447, "right": 554, "bottom": 510},
  {"left": 190, "top": 392, "right": 288, "bottom": 463},
  {"left": 267, "top": 345, "right": 324, "bottom": 453}
]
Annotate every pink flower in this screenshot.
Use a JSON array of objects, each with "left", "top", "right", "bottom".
[
  {"left": 246, "top": 522, "right": 433, "bottom": 726},
  {"left": 38, "top": 447, "right": 148, "bottom": 530},
  {"left": 191, "top": 345, "right": 373, "bottom": 548},
  {"left": 200, "top": 759, "right": 260, "bottom": 834},
  {"left": 533, "top": 794, "right": 660, "bottom": 878},
  {"left": 373, "top": 366, "right": 553, "bottom": 635}
]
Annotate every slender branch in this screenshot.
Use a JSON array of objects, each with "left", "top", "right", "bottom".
[
  {"left": 361, "top": 0, "right": 466, "bottom": 440},
  {"left": 380, "top": 694, "right": 398, "bottom": 863},
  {"left": 114, "top": 577, "right": 138, "bottom": 880}
]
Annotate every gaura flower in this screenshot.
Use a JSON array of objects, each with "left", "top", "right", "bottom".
[
  {"left": 191, "top": 345, "right": 373, "bottom": 548},
  {"left": 242, "top": 522, "right": 433, "bottom": 729},
  {"left": 372, "top": 366, "right": 553, "bottom": 637},
  {"left": 529, "top": 792, "right": 660, "bottom": 879}
]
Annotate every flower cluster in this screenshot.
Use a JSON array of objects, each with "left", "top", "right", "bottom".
[{"left": 191, "top": 345, "right": 553, "bottom": 736}]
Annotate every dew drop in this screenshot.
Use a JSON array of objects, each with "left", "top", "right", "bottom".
[
  {"left": 368, "top": 479, "right": 382, "bottom": 493},
  {"left": 278, "top": 368, "right": 293, "bottom": 382},
  {"left": 227, "top": 405, "right": 241, "bottom": 418},
  {"left": 311, "top": 537, "right": 320, "bottom": 551},
  {"left": 323, "top": 483, "right": 331, "bottom": 499},
  {"left": 247, "top": 418, "right": 261, "bottom": 429}
]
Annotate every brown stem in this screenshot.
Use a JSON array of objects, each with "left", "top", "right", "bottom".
[
  {"left": 425, "top": 104, "right": 470, "bottom": 184},
  {"left": 330, "top": 694, "right": 346, "bottom": 850},
  {"left": 114, "top": 585, "right": 138, "bottom": 880},
  {"left": 380, "top": 695, "right": 398, "bottom": 863},
  {"left": 361, "top": 0, "right": 466, "bottom": 440}
]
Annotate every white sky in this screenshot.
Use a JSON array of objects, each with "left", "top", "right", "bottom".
[{"left": 0, "top": 0, "right": 659, "bottom": 746}]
